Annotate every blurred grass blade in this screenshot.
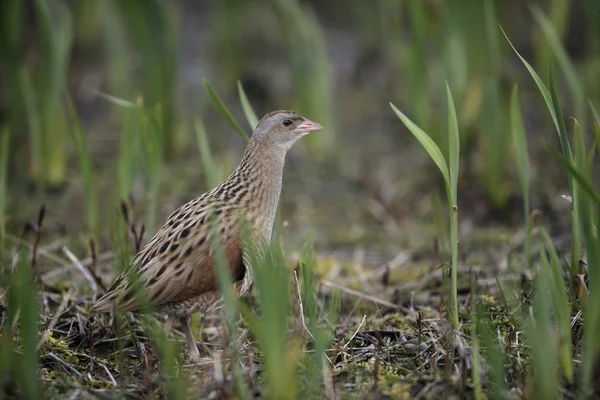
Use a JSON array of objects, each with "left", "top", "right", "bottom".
[
  {"left": 0, "top": 129, "right": 8, "bottom": 254},
  {"left": 96, "top": 90, "right": 141, "bottom": 109},
  {"left": 528, "top": 251, "right": 559, "bottom": 397},
  {"left": 548, "top": 54, "right": 573, "bottom": 165},
  {"left": 591, "top": 100, "right": 600, "bottom": 127},
  {"left": 203, "top": 78, "right": 249, "bottom": 141},
  {"left": 470, "top": 272, "right": 482, "bottom": 400},
  {"left": 500, "top": 26, "right": 561, "bottom": 140},
  {"left": 211, "top": 219, "right": 250, "bottom": 398},
  {"left": 540, "top": 228, "right": 573, "bottom": 381},
  {"left": 19, "top": 68, "right": 43, "bottom": 181},
  {"left": 237, "top": 80, "right": 259, "bottom": 129},
  {"left": 195, "top": 117, "right": 220, "bottom": 189},
  {"left": 12, "top": 251, "right": 41, "bottom": 399},
  {"left": 531, "top": 5, "right": 584, "bottom": 119},
  {"left": 242, "top": 232, "right": 297, "bottom": 399},
  {"left": 510, "top": 85, "right": 531, "bottom": 265},
  {"left": 117, "top": 110, "right": 140, "bottom": 200},
  {"left": 66, "top": 96, "right": 99, "bottom": 244}
]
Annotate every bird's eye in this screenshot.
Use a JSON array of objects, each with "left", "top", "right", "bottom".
[{"left": 282, "top": 119, "right": 293, "bottom": 127}]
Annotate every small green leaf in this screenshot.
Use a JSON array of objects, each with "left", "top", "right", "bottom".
[
  {"left": 390, "top": 102, "right": 450, "bottom": 186},
  {"left": 203, "top": 78, "right": 249, "bottom": 141}
]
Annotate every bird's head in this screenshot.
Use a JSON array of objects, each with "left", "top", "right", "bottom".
[{"left": 251, "top": 110, "right": 323, "bottom": 151}]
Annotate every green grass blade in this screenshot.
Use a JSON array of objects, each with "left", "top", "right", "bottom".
[
  {"left": 548, "top": 54, "right": 573, "bottom": 164},
  {"left": 531, "top": 5, "right": 584, "bottom": 119},
  {"left": 446, "top": 83, "right": 460, "bottom": 330},
  {"left": 237, "top": 80, "right": 259, "bottom": 130},
  {"left": 203, "top": 78, "right": 249, "bottom": 141},
  {"left": 19, "top": 68, "right": 43, "bottom": 181},
  {"left": 66, "top": 96, "right": 99, "bottom": 244},
  {"left": 0, "top": 129, "right": 8, "bottom": 254},
  {"left": 194, "top": 117, "right": 220, "bottom": 189},
  {"left": 591, "top": 100, "right": 600, "bottom": 127},
  {"left": 13, "top": 251, "right": 41, "bottom": 399},
  {"left": 446, "top": 82, "right": 459, "bottom": 203},
  {"left": 389, "top": 102, "right": 450, "bottom": 185},
  {"left": 499, "top": 25, "right": 560, "bottom": 138},
  {"left": 540, "top": 228, "right": 574, "bottom": 382},
  {"left": 510, "top": 85, "right": 531, "bottom": 265},
  {"left": 571, "top": 118, "right": 585, "bottom": 286},
  {"left": 529, "top": 251, "right": 559, "bottom": 398}
]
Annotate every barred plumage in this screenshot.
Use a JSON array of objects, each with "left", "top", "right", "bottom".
[{"left": 93, "top": 110, "right": 323, "bottom": 362}]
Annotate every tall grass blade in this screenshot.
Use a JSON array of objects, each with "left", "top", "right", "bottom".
[
  {"left": 12, "top": 251, "right": 41, "bottom": 399},
  {"left": 509, "top": 86, "right": 531, "bottom": 265},
  {"left": 446, "top": 83, "right": 460, "bottom": 329},
  {"left": 540, "top": 228, "right": 573, "bottom": 381},
  {"left": 447, "top": 82, "right": 459, "bottom": 204},
  {"left": 117, "top": 109, "right": 140, "bottom": 200},
  {"left": 500, "top": 26, "right": 561, "bottom": 141},
  {"left": 527, "top": 251, "right": 559, "bottom": 398},
  {"left": 0, "top": 129, "right": 9, "bottom": 254},
  {"left": 237, "top": 80, "right": 259, "bottom": 130},
  {"left": 531, "top": 5, "right": 584, "bottom": 119},
  {"left": 203, "top": 79, "right": 249, "bottom": 141},
  {"left": 548, "top": 54, "right": 574, "bottom": 166},
  {"left": 194, "top": 117, "right": 220, "bottom": 189},
  {"left": 470, "top": 272, "right": 482, "bottom": 400},
  {"left": 66, "top": 97, "right": 99, "bottom": 244}
]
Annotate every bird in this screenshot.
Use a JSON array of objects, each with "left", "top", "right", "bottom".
[{"left": 93, "top": 110, "right": 323, "bottom": 362}]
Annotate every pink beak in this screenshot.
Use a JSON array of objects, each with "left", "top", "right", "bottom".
[{"left": 294, "top": 118, "right": 323, "bottom": 134}]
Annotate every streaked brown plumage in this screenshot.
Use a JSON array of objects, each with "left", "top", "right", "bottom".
[{"left": 93, "top": 110, "right": 323, "bottom": 362}]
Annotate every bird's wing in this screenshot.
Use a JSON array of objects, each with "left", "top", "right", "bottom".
[{"left": 93, "top": 200, "right": 245, "bottom": 313}]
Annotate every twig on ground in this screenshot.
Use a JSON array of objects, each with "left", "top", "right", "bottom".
[
  {"left": 38, "top": 288, "right": 74, "bottom": 350},
  {"left": 99, "top": 362, "right": 117, "bottom": 386},
  {"left": 48, "top": 351, "right": 82, "bottom": 377},
  {"left": 62, "top": 246, "right": 98, "bottom": 293},
  {"left": 342, "top": 315, "right": 366, "bottom": 350},
  {"left": 321, "top": 279, "right": 399, "bottom": 310},
  {"left": 294, "top": 270, "right": 315, "bottom": 339}
]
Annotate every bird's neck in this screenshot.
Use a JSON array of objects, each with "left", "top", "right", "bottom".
[{"left": 236, "top": 140, "right": 287, "bottom": 241}]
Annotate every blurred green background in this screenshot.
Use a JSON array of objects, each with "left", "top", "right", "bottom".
[{"left": 0, "top": 0, "right": 598, "bottom": 257}]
